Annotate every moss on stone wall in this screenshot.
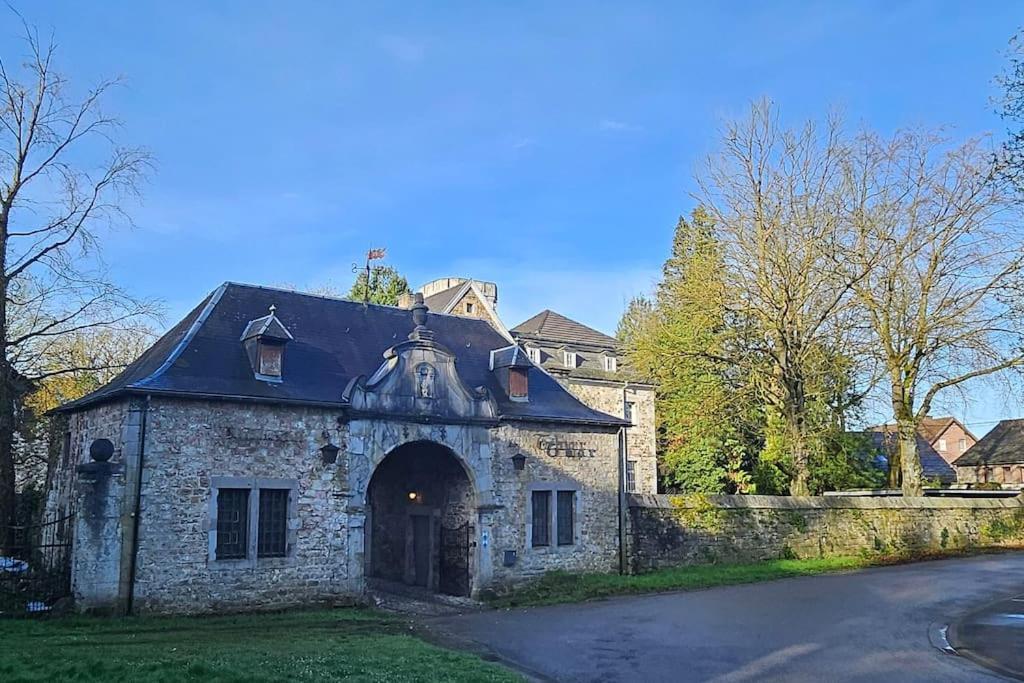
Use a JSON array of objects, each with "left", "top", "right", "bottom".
[{"left": 629, "top": 494, "right": 1024, "bottom": 571}]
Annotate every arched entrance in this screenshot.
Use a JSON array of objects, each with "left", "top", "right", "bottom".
[{"left": 365, "top": 441, "right": 474, "bottom": 596}]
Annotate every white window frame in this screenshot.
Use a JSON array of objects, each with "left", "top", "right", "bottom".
[
  {"left": 563, "top": 350, "right": 577, "bottom": 368},
  {"left": 938, "top": 438, "right": 947, "bottom": 452},
  {"left": 526, "top": 346, "right": 541, "bottom": 364},
  {"left": 603, "top": 356, "right": 617, "bottom": 372}
]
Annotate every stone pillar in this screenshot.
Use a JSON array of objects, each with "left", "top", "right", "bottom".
[
  {"left": 475, "top": 506, "right": 498, "bottom": 594},
  {"left": 72, "top": 452, "right": 126, "bottom": 614}
]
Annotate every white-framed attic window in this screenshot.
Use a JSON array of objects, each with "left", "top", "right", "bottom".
[
  {"left": 603, "top": 356, "right": 617, "bottom": 372},
  {"left": 526, "top": 346, "right": 541, "bottom": 364},
  {"left": 562, "top": 350, "right": 577, "bottom": 368}
]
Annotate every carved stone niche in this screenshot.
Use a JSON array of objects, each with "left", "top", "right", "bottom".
[{"left": 343, "top": 335, "right": 498, "bottom": 422}]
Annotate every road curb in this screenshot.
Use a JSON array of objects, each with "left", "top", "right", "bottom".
[{"left": 947, "top": 594, "right": 1024, "bottom": 682}]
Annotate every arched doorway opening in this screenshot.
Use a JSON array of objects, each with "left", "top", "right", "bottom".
[{"left": 365, "top": 441, "right": 474, "bottom": 597}]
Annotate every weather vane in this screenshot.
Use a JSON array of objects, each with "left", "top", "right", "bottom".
[{"left": 351, "top": 247, "right": 387, "bottom": 306}]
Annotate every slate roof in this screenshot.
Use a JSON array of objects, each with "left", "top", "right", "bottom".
[
  {"left": 422, "top": 283, "right": 465, "bottom": 312},
  {"left": 511, "top": 310, "right": 617, "bottom": 349},
  {"left": 858, "top": 431, "right": 957, "bottom": 483},
  {"left": 953, "top": 419, "right": 1024, "bottom": 467},
  {"left": 58, "top": 282, "right": 625, "bottom": 428}
]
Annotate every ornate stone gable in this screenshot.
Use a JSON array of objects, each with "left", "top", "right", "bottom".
[{"left": 343, "top": 294, "right": 498, "bottom": 422}]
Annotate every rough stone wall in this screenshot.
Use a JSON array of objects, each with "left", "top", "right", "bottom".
[
  {"left": 133, "top": 398, "right": 351, "bottom": 613},
  {"left": 562, "top": 379, "right": 658, "bottom": 494},
  {"left": 956, "top": 464, "right": 1024, "bottom": 485},
  {"left": 488, "top": 423, "right": 621, "bottom": 588},
  {"left": 629, "top": 494, "right": 1024, "bottom": 572},
  {"left": 46, "top": 400, "right": 132, "bottom": 523},
  {"left": 60, "top": 395, "right": 625, "bottom": 613}
]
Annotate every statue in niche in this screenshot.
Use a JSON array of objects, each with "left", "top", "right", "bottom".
[{"left": 415, "top": 363, "right": 436, "bottom": 399}]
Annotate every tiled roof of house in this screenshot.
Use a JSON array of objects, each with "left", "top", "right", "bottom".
[
  {"left": 511, "top": 310, "right": 617, "bottom": 349},
  {"left": 872, "top": 416, "right": 975, "bottom": 446},
  {"left": 859, "top": 431, "right": 957, "bottom": 483},
  {"left": 953, "top": 419, "right": 1024, "bottom": 467},
  {"left": 57, "top": 282, "right": 625, "bottom": 427}
]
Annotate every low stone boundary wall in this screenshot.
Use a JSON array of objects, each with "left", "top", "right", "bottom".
[{"left": 627, "top": 493, "right": 1024, "bottom": 572}]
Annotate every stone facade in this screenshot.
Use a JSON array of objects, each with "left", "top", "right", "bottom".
[
  {"left": 64, "top": 395, "right": 622, "bottom": 613},
  {"left": 562, "top": 378, "right": 657, "bottom": 495},
  {"left": 628, "top": 493, "right": 1024, "bottom": 572},
  {"left": 956, "top": 464, "right": 1024, "bottom": 486}
]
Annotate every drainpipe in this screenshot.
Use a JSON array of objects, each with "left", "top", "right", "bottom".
[
  {"left": 125, "top": 395, "right": 150, "bottom": 615},
  {"left": 617, "top": 383, "right": 629, "bottom": 575}
]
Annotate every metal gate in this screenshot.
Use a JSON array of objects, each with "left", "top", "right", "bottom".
[
  {"left": 438, "top": 521, "right": 470, "bottom": 597},
  {"left": 0, "top": 514, "right": 74, "bottom": 617}
]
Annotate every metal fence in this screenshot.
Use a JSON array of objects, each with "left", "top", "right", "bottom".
[{"left": 0, "top": 514, "right": 74, "bottom": 617}]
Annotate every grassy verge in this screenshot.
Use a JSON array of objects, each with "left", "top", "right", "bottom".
[
  {"left": 0, "top": 608, "right": 520, "bottom": 682},
  {"left": 487, "top": 552, "right": 991, "bottom": 608}
]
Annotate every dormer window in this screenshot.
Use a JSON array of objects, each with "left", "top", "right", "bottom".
[
  {"left": 603, "top": 355, "right": 617, "bottom": 373},
  {"left": 563, "top": 350, "right": 577, "bottom": 368},
  {"left": 526, "top": 347, "right": 541, "bottom": 364},
  {"left": 509, "top": 367, "right": 529, "bottom": 400},
  {"left": 241, "top": 304, "right": 293, "bottom": 383},
  {"left": 259, "top": 342, "right": 284, "bottom": 377},
  {"left": 491, "top": 344, "right": 531, "bottom": 402}
]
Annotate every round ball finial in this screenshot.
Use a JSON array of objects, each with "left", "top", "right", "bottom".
[{"left": 89, "top": 438, "right": 115, "bottom": 463}]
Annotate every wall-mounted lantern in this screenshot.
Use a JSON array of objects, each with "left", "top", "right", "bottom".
[
  {"left": 320, "top": 442, "right": 340, "bottom": 465},
  {"left": 511, "top": 453, "right": 527, "bottom": 472}
]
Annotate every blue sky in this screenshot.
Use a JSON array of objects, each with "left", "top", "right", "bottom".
[{"left": 8, "top": 2, "right": 1023, "bottom": 432}]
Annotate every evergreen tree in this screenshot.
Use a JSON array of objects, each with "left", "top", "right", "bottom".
[
  {"left": 622, "top": 208, "right": 756, "bottom": 493},
  {"left": 348, "top": 266, "right": 411, "bottom": 306}
]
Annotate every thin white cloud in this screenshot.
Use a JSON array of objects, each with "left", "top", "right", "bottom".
[
  {"left": 378, "top": 34, "right": 426, "bottom": 64},
  {"left": 510, "top": 136, "right": 536, "bottom": 151},
  {"left": 598, "top": 118, "right": 642, "bottom": 133}
]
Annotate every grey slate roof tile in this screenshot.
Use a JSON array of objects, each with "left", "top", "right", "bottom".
[
  {"left": 953, "top": 419, "right": 1024, "bottom": 467},
  {"left": 59, "top": 282, "right": 625, "bottom": 427}
]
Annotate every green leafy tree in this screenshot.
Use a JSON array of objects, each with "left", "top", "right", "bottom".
[
  {"left": 348, "top": 266, "right": 410, "bottom": 306},
  {"left": 622, "top": 209, "right": 758, "bottom": 493}
]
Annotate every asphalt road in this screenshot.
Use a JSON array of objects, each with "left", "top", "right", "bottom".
[
  {"left": 430, "top": 554, "right": 1024, "bottom": 682},
  {"left": 951, "top": 591, "right": 1024, "bottom": 681}
]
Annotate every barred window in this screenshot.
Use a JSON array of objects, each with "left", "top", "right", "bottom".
[
  {"left": 626, "top": 460, "right": 637, "bottom": 493},
  {"left": 556, "top": 491, "right": 574, "bottom": 546},
  {"left": 531, "top": 490, "right": 550, "bottom": 547},
  {"left": 216, "top": 488, "right": 250, "bottom": 560},
  {"left": 258, "top": 489, "right": 289, "bottom": 558}
]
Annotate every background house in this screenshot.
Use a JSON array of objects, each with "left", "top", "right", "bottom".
[{"left": 953, "top": 418, "right": 1024, "bottom": 486}]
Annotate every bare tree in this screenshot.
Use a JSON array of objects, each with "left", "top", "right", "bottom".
[
  {"left": 842, "top": 130, "right": 1024, "bottom": 495},
  {"left": 0, "top": 22, "right": 157, "bottom": 546},
  {"left": 696, "top": 101, "right": 871, "bottom": 495}
]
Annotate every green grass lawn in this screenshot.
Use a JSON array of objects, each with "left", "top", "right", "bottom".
[
  {"left": 487, "top": 556, "right": 879, "bottom": 608},
  {"left": 0, "top": 608, "right": 520, "bottom": 682}
]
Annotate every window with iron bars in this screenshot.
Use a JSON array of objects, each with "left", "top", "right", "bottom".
[{"left": 213, "top": 481, "right": 294, "bottom": 562}]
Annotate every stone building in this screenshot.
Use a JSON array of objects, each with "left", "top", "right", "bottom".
[
  {"left": 52, "top": 282, "right": 644, "bottom": 614},
  {"left": 399, "top": 278, "right": 658, "bottom": 497},
  {"left": 953, "top": 418, "right": 1024, "bottom": 486},
  {"left": 509, "top": 310, "right": 657, "bottom": 496}
]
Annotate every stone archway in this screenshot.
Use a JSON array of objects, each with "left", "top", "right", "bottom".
[{"left": 365, "top": 441, "right": 475, "bottom": 596}]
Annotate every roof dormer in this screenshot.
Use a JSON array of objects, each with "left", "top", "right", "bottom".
[
  {"left": 241, "top": 304, "right": 293, "bottom": 382},
  {"left": 490, "top": 345, "right": 532, "bottom": 402}
]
